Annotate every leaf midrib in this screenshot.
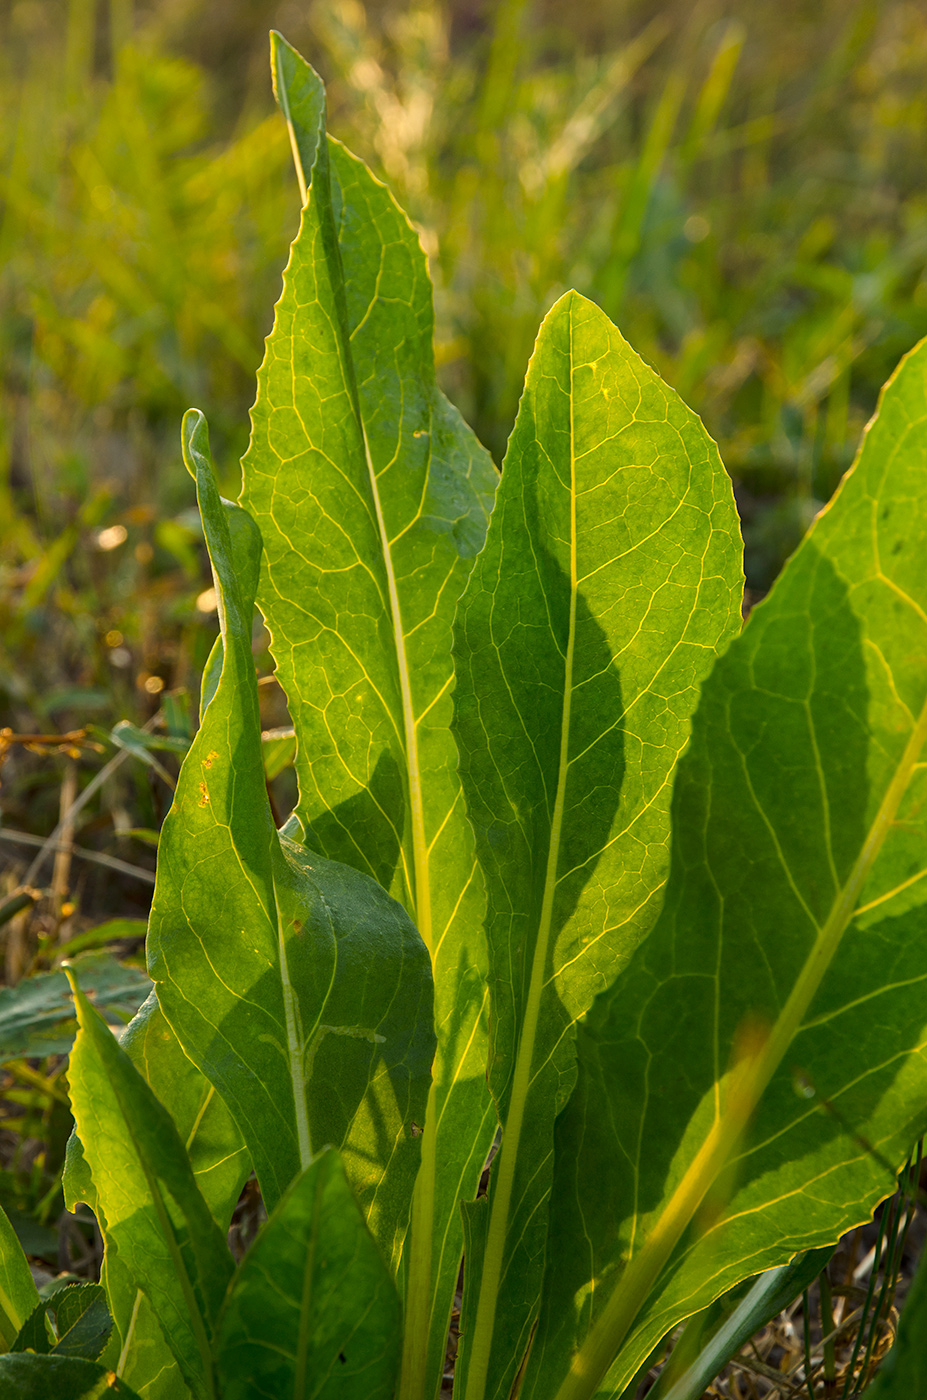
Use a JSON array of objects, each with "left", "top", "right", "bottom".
[
  {"left": 462, "top": 301, "right": 580, "bottom": 1400},
  {"left": 552, "top": 676, "right": 927, "bottom": 1400}
]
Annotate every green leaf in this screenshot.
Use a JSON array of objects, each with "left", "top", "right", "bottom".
[
  {"left": 118, "top": 992, "right": 250, "bottom": 1226},
  {"left": 245, "top": 39, "right": 498, "bottom": 1397},
  {"left": 14, "top": 1284, "right": 116, "bottom": 1364},
  {"left": 50, "top": 1285, "right": 112, "bottom": 1362},
  {"left": 0, "top": 953, "right": 151, "bottom": 1062},
  {"left": 261, "top": 727, "right": 296, "bottom": 781},
  {"left": 148, "top": 412, "right": 435, "bottom": 1273},
  {"left": 0, "top": 1352, "right": 142, "bottom": 1398},
  {"left": 522, "top": 335, "right": 927, "bottom": 1400},
  {"left": 215, "top": 1146, "right": 401, "bottom": 1400},
  {"left": 0, "top": 1203, "right": 41, "bottom": 1351},
  {"left": 10, "top": 1302, "right": 53, "bottom": 1355},
  {"left": 52, "top": 919, "right": 148, "bottom": 961},
  {"left": 66, "top": 976, "right": 233, "bottom": 1400},
  {"left": 63, "top": 987, "right": 248, "bottom": 1400},
  {"left": 451, "top": 289, "right": 744, "bottom": 1400}
]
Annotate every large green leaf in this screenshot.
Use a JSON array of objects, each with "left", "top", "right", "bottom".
[
  {"left": 148, "top": 412, "right": 434, "bottom": 1273},
  {"left": 215, "top": 1146, "right": 400, "bottom": 1400},
  {"left": 451, "top": 290, "right": 744, "bottom": 1400},
  {"left": 64, "top": 990, "right": 250, "bottom": 1400},
  {"left": 241, "top": 37, "right": 497, "bottom": 1399},
  {"left": 522, "top": 336, "right": 927, "bottom": 1400},
  {"left": 66, "top": 980, "right": 233, "bottom": 1400},
  {"left": 0, "top": 1204, "right": 40, "bottom": 1351}
]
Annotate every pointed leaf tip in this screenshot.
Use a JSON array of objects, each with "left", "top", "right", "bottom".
[{"left": 181, "top": 408, "right": 208, "bottom": 482}]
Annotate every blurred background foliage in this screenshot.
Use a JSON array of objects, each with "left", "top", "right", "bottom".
[{"left": 2, "top": 0, "right": 927, "bottom": 901}]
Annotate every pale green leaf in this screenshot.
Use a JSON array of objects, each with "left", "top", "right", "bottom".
[
  {"left": 215, "top": 1147, "right": 400, "bottom": 1400},
  {"left": 0, "top": 1353, "right": 142, "bottom": 1398},
  {"left": 452, "top": 289, "right": 744, "bottom": 1400},
  {"left": 0, "top": 1204, "right": 41, "bottom": 1351},
  {"left": 66, "top": 980, "right": 233, "bottom": 1400},
  {"left": 523, "top": 336, "right": 927, "bottom": 1400},
  {"left": 243, "top": 37, "right": 498, "bottom": 1398},
  {"left": 64, "top": 991, "right": 248, "bottom": 1400},
  {"left": 148, "top": 411, "right": 435, "bottom": 1275}
]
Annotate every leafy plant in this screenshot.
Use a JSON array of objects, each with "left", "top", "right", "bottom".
[{"left": 3, "top": 29, "right": 927, "bottom": 1400}]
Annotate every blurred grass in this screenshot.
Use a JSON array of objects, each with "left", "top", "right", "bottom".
[{"left": 1, "top": 0, "right": 927, "bottom": 901}]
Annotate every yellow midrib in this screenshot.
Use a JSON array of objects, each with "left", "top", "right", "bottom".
[
  {"left": 462, "top": 306, "right": 579, "bottom": 1400},
  {"left": 553, "top": 680, "right": 927, "bottom": 1400}
]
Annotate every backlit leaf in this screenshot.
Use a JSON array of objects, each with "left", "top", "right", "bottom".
[
  {"left": 452, "top": 290, "right": 744, "bottom": 1400},
  {"left": 522, "top": 336, "right": 927, "bottom": 1400},
  {"left": 66, "top": 979, "right": 233, "bottom": 1400},
  {"left": 0, "top": 1204, "right": 40, "bottom": 1351},
  {"left": 215, "top": 1147, "right": 400, "bottom": 1400},
  {"left": 148, "top": 411, "right": 435, "bottom": 1275},
  {"left": 241, "top": 36, "right": 498, "bottom": 1396}
]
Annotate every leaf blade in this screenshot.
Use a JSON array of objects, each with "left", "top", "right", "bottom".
[
  {"left": 66, "top": 977, "right": 233, "bottom": 1400},
  {"left": 215, "top": 1147, "right": 400, "bottom": 1400},
  {"left": 452, "top": 290, "right": 744, "bottom": 1400},
  {"left": 247, "top": 39, "right": 497, "bottom": 1398},
  {"left": 0, "top": 1353, "right": 143, "bottom": 1399},
  {"left": 148, "top": 411, "right": 435, "bottom": 1272},
  {"left": 0, "top": 1203, "right": 41, "bottom": 1351},
  {"left": 524, "top": 335, "right": 927, "bottom": 1400}
]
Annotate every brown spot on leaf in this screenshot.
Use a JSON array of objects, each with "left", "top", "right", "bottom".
[
  {"left": 199, "top": 782, "right": 210, "bottom": 807},
  {"left": 203, "top": 750, "right": 220, "bottom": 769}
]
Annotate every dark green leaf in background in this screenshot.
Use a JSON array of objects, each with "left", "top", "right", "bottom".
[
  {"left": 452, "top": 289, "right": 744, "bottom": 1400},
  {"left": 10, "top": 1301, "right": 53, "bottom": 1356},
  {"left": 148, "top": 412, "right": 434, "bottom": 1273},
  {"left": 215, "top": 1146, "right": 400, "bottom": 1400},
  {"left": 0, "top": 953, "right": 151, "bottom": 1062},
  {"left": 522, "top": 336, "right": 927, "bottom": 1400},
  {"left": 242, "top": 39, "right": 498, "bottom": 1397},
  {"left": 0, "top": 1352, "right": 142, "bottom": 1398},
  {"left": 12, "top": 1283, "right": 113, "bottom": 1363}
]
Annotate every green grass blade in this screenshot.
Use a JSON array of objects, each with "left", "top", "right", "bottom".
[
  {"left": 865, "top": 1203, "right": 927, "bottom": 1397},
  {"left": 452, "top": 290, "right": 744, "bottom": 1400},
  {"left": 148, "top": 410, "right": 434, "bottom": 1272},
  {"left": 523, "top": 335, "right": 927, "bottom": 1400},
  {"left": 655, "top": 1248, "right": 834, "bottom": 1400},
  {"left": 215, "top": 1147, "right": 400, "bottom": 1400},
  {"left": 248, "top": 38, "right": 498, "bottom": 1400}
]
